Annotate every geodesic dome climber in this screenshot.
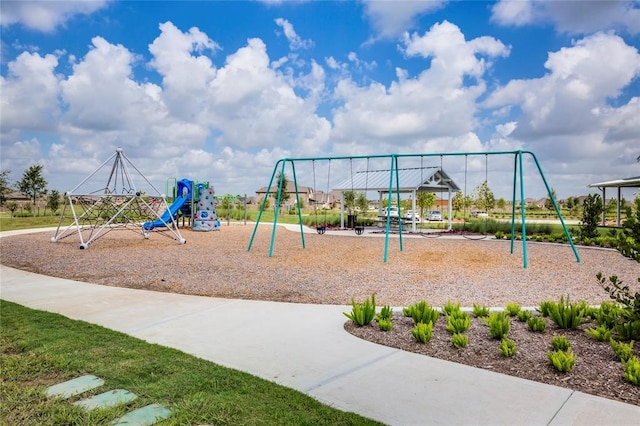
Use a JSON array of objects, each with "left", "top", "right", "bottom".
[{"left": 51, "top": 148, "right": 186, "bottom": 249}]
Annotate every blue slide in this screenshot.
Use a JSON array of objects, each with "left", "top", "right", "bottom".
[{"left": 143, "top": 179, "right": 192, "bottom": 230}]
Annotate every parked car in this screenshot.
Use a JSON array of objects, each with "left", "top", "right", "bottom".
[
  {"left": 471, "top": 210, "right": 488, "bottom": 218},
  {"left": 383, "top": 206, "right": 400, "bottom": 218},
  {"left": 403, "top": 210, "right": 420, "bottom": 221},
  {"left": 427, "top": 210, "right": 442, "bottom": 221}
]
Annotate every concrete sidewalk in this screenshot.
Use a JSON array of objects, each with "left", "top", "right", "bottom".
[{"left": 1, "top": 264, "right": 638, "bottom": 425}]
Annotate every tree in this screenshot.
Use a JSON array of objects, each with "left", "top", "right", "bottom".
[
  {"left": 17, "top": 164, "right": 47, "bottom": 205},
  {"left": 355, "top": 192, "right": 368, "bottom": 212},
  {"left": 0, "top": 169, "right": 11, "bottom": 206},
  {"left": 416, "top": 191, "right": 436, "bottom": 217},
  {"left": 544, "top": 188, "right": 558, "bottom": 210},
  {"left": 46, "top": 190, "right": 61, "bottom": 215},
  {"left": 605, "top": 198, "right": 618, "bottom": 215},
  {"left": 580, "top": 193, "right": 602, "bottom": 239},
  {"left": 496, "top": 198, "right": 507, "bottom": 211},
  {"left": 343, "top": 190, "right": 356, "bottom": 214},
  {"left": 452, "top": 192, "right": 464, "bottom": 215},
  {"left": 274, "top": 172, "right": 290, "bottom": 208},
  {"left": 473, "top": 180, "right": 495, "bottom": 211},
  {"left": 7, "top": 201, "right": 18, "bottom": 217}
]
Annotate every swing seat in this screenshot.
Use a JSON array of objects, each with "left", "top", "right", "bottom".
[
  {"left": 354, "top": 226, "right": 365, "bottom": 235},
  {"left": 317, "top": 226, "right": 326, "bottom": 235}
]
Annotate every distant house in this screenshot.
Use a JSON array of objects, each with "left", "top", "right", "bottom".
[{"left": 255, "top": 182, "right": 333, "bottom": 210}]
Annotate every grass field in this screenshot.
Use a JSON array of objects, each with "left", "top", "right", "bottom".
[{"left": 0, "top": 300, "right": 380, "bottom": 425}]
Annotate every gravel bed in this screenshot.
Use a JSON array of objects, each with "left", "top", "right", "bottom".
[{"left": 1, "top": 224, "right": 638, "bottom": 307}]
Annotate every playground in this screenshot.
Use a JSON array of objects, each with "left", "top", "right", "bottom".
[{"left": 2, "top": 224, "right": 639, "bottom": 307}]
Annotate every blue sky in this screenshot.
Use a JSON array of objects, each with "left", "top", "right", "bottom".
[{"left": 1, "top": 0, "right": 639, "bottom": 201}]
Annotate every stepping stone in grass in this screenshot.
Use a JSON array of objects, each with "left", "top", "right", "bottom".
[
  {"left": 112, "top": 403, "right": 172, "bottom": 425},
  {"left": 74, "top": 389, "right": 137, "bottom": 411},
  {"left": 46, "top": 375, "right": 105, "bottom": 399}
]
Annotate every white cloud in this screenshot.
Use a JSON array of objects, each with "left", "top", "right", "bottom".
[
  {"left": 330, "top": 21, "right": 508, "bottom": 149},
  {"left": 491, "top": 0, "right": 640, "bottom": 35},
  {"left": 486, "top": 32, "right": 640, "bottom": 138},
  {"left": 0, "top": 1, "right": 109, "bottom": 32},
  {"left": 274, "top": 18, "right": 314, "bottom": 50},
  {"left": 0, "top": 51, "right": 61, "bottom": 134},
  {"left": 361, "top": 0, "right": 447, "bottom": 39}
]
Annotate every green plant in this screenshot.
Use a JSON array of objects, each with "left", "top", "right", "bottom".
[
  {"left": 551, "top": 335, "right": 571, "bottom": 352},
  {"left": 610, "top": 339, "right": 635, "bottom": 363},
  {"left": 494, "top": 230, "right": 504, "bottom": 239},
  {"left": 614, "top": 195, "right": 640, "bottom": 262},
  {"left": 407, "top": 300, "right": 440, "bottom": 325},
  {"left": 547, "top": 295, "right": 586, "bottom": 329},
  {"left": 472, "top": 303, "right": 490, "bottom": 318},
  {"left": 451, "top": 333, "right": 468, "bottom": 349},
  {"left": 580, "top": 193, "right": 601, "bottom": 240},
  {"left": 445, "top": 311, "right": 470, "bottom": 334},
  {"left": 537, "top": 300, "right": 554, "bottom": 317},
  {"left": 527, "top": 316, "right": 547, "bottom": 332},
  {"left": 376, "top": 305, "right": 393, "bottom": 322},
  {"left": 487, "top": 312, "right": 510, "bottom": 339},
  {"left": 516, "top": 310, "right": 532, "bottom": 322},
  {"left": 505, "top": 303, "right": 521, "bottom": 316},
  {"left": 584, "top": 325, "right": 612, "bottom": 342},
  {"left": 623, "top": 356, "right": 640, "bottom": 386},
  {"left": 343, "top": 294, "right": 376, "bottom": 326},
  {"left": 442, "top": 300, "right": 461, "bottom": 316},
  {"left": 597, "top": 273, "right": 640, "bottom": 341},
  {"left": 547, "top": 350, "right": 576, "bottom": 373},
  {"left": 411, "top": 322, "right": 434, "bottom": 344},
  {"left": 499, "top": 339, "right": 517, "bottom": 358},
  {"left": 593, "top": 301, "right": 623, "bottom": 329},
  {"left": 378, "top": 318, "right": 394, "bottom": 332}
]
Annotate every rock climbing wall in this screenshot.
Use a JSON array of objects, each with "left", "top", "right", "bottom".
[{"left": 192, "top": 186, "right": 221, "bottom": 231}]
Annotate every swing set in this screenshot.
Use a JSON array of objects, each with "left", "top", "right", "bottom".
[{"left": 247, "top": 150, "right": 581, "bottom": 268}]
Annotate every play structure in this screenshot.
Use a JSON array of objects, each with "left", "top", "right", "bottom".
[
  {"left": 152, "top": 179, "right": 221, "bottom": 232},
  {"left": 51, "top": 148, "right": 220, "bottom": 249},
  {"left": 248, "top": 150, "right": 581, "bottom": 268}
]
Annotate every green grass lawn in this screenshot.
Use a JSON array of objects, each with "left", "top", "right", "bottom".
[{"left": 0, "top": 300, "right": 381, "bottom": 425}]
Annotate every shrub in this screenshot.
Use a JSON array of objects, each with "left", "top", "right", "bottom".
[
  {"left": 610, "top": 339, "right": 635, "bottom": 363},
  {"left": 378, "top": 318, "right": 394, "bottom": 332},
  {"left": 615, "top": 195, "right": 640, "bottom": 262},
  {"left": 472, "top": 303, "right": 490, "bottom": 318},
  {"left": 527, "top": 316, "right": 547, "bottom": 332},
  {"left": 584, "top": 325, "right": 612, "bottom": 342},
  {"left": 343, "top": 294, "right": 376, "bottom": 326},
  {"left": 623, "top": 356, "right": 640, "bottom": 386},
  {"left": 442, "top": 300, "right": 461, "bottom": 316},
  {"left": 505, "top": 303, "right": 521, "bottom": 316},
  {"left": 547, "top": 295, "right": 586, "bottom": 329},
  {"left": 494, "top": 230, "right": 504, "bottom": 240},
  {"left": 407, "top": 301, "right": 440, "bottom": 325},
  {"left": 597, "top": 273, "right": 640, "bottom": 341},
  {"left": 547, "top": 350, "right": 576, "bottom": 373},
  {"left": 593, "top": 301, "right": 623, "bottom": 329},
  {"left": 487, "top": 312, "right": 510, "bottom": 339},
  {"left": 551, "top": 335, "right": 571, "bottom": 352},
  {"left": 517, "top": 310, "right": 532, "bottom": 322},
  {"left": 445, "top": 311, "right": 470, "bottom": 334},
  {"left": 451, "top": 333, "right": 468, "bottom": 349},
  {"left": 499, "top": 339, "right": 517, "bottom": 358},
  {"left": 376, "top": 305, "right": 393, "bottom": 322},
  {"left": 411, "top": 322, "right": 434, "bottom": 344},
  {"left": 537, "top": 300, "right": 554, "bottom": 317}
]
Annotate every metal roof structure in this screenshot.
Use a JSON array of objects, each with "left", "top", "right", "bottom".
[
  {"left": 587, "top": 175, "right": 640, "bottom": 226},
  {"left": 587, "top": 176, "right": 640, "bottom": 189},
  {"left": 332, "top": 167, "right": 461, "bottom": 193}
]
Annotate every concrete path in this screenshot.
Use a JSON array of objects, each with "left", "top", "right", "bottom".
[{"left": 1, "top": 228, "right": 639, "bottom": 425}]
